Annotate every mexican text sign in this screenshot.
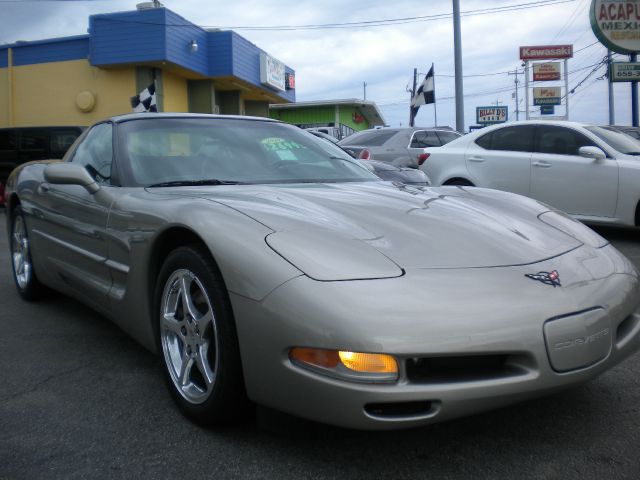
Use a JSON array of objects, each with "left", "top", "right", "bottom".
[{"left": 590, "top": 0, "right": 640, "bottom": 54}]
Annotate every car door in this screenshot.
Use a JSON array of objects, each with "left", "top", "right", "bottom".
[
  {"left": 30, "top": 122, "right": 115, "bottom": 311},
  {"left": 465, "top": 124, "right": 535, "bottom": 195},
  {"left": 529, "top": 125, "right": 618, "bottom": 217}
]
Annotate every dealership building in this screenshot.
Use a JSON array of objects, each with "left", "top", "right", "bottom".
[
  {"left": 270, "top": 99, "right": 386, "bottom": 139},
  {"left": 0, "top": 4, "right": 295, "bottom": 128}
]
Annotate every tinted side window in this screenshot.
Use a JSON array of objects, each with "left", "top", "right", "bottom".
[
  {"left": 0, "top": 131, "right": 18, "bottom": 152},
  {"left": 476, "top": 126, "right": 535, "bottom": 152},
  {"left": 410, "top": 130, "right": 440, "bottom": 148},
  {"left": 339, "top": 130, "right": 398, "bottom": 146},
  {"left": 20, "top": 132, "right": 48, "bottom": 152},
  {"left": 475, "top": 131, "right": 493, "bottom": 149},
  {"left": 535, "top": 126, "right": 596, "bottom": 156},
  {"left": 71, "top": 123, "right": 113, "bottom": 184}
]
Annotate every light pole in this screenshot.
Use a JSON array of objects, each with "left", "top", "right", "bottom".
[{"left": 452, "top": 0, "right": 464, "bottom": 133}]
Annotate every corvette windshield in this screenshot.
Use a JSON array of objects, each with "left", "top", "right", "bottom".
[{"left": 118, "top": 118, "right": 378, "bottom": 186}]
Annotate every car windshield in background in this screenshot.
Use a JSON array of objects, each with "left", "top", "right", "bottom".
[
  {"left": 338, "top": 130, "right": 398, "bottom": 146},
  {"left": 588, "top": 126, "right": 640, "bottom": 156},
  {"left": 437, "top": 131, "right": 462, "bottom": 144},
  {"left": 118, "top": 119, "right": 377, "bottom": 186}
]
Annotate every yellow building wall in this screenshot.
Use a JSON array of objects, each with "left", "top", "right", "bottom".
[
  {"left": 163, "top": 70, "right": 188, "bottom": 113},
  {"left": 1, "top": 59, "right": 136, "bottom": 128},
  {"left": 0, "top": 68, "right": 9, "bottom": 127}
]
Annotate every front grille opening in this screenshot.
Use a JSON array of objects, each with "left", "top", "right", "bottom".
[
  {"left": 365, "top": 401, "right": 433, "bottom": 418},
  {"left": 406, "top": 354, "right": 529, "bottom": 384},
  {"left": 616, "top": 313, "right": 639, "bottom": 346}
]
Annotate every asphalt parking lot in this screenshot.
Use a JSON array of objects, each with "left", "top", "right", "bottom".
[{"left": 0, "top": 210, "right": 638, "bottom": 480}]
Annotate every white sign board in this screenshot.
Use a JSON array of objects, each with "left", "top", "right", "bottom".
[
  {"left": 533, "top": 87, "right": 562, "bottom": 106},
  {"left": 476, "top": 106, "right": 508, "bottom": 124},
  {"left": 260, "top": 53, "right": 286, "bottom": 92},
  {"left": 533, "top": 62, "right": 561, "bottom": 81},
  {"left": 590, "top": 0, "right": 640, "bottom": 54},
  {"left": 610, "top": 62, "right": 640, "bottom": 81}
]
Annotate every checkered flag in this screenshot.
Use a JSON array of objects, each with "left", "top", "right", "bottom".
[
  {"left": 411, "top": 65, "right": 435, "bottom": 118},
  {"left": 130, "top": 82, "right": 157, "bottom": 113}
]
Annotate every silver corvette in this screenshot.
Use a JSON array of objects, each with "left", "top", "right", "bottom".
[{"left": 6, "top": 114, "right": 640, "bottom": 430}]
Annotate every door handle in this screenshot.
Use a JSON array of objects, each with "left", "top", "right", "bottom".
[
  {"left": 38, "top": 183, "right": 51, "bottom": 194},
  {"left": 532, "top": 161, "right": 552, "bottom": 168},
  {"left": 468, "top": 156, "right": 485, "bottom": 163}
]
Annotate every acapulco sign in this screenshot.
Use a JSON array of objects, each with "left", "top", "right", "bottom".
[{"left": 590, "top": 0, "right": 640, "bottom": 54}]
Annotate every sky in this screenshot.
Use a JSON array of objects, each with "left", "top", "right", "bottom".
[{"left": 0, "top": 0, "right": 635, "bottom": 129}]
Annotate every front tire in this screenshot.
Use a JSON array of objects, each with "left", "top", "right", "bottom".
[
  {"left": 10, "top": 206, "right": 44, "bottom": 301},
  {"left": 155, "top": 246, "right": 246, "bottom": 426}
]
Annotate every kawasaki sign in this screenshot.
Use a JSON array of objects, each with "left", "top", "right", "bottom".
[{"left": 590, "top": 0, "right": 640, "bottom": 54}]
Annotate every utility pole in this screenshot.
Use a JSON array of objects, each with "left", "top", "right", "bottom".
[
  {"left": 508, "top": 69, "right": 520, "bottom": 121},
  {"left": 409, "top": 68, "right": 417, "bottom": 127},
  {"left": 452, "top": 0, "right": 464, "bottom": 133},
  {"left": 607, "top": 50, "right": 615, "bottom": 125},
  {"left": 363, "top": 81, "right": 367, "bottom": 101},
  {"left": 632, "top": 53, "right": 639, "bottom": 127}
]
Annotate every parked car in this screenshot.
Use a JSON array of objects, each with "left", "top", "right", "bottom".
[
  {"left": 6, "top": 114, "right": 640, "bottom": 430},
  {"left": 309, "top": 130, "right": 430, "bottom": 186},
  {"left": 0, "top": 126, "right": 85, "bottom": 205},
  {"left": 421, "top": 120, "right": 640, "bottom": 227},
  {"left": 604, "top": 125, "right": 640, "bottom": 141},
  {"left": 338, "top": 127, "right": 461, "bottom": 168},
  {"left": 307, "top": 129, "right": 340, "bottom": 144}
]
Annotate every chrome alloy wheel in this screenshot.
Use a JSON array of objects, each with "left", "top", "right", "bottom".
[
  {"left": 160, "top": 269, "right": 220, "bottom": 404},
  {"left": 11, "top": 215, "right": 32, "bottom": 289}
]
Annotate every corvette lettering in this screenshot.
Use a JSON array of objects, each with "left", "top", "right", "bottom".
[{"left": 553, "top": 329, "right": 610, "bottom": 350}]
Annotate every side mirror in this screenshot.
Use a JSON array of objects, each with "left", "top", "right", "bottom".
[
  {"left": 578, "top": 146, "right": 606, "bottom": 162},
  {"left": 44, "top": 162, "right": 100, "bottom": 194}
]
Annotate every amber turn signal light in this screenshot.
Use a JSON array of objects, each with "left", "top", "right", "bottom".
[
  {"left": 338, "top": 351, "right": 398, "bottom": 374},
  {"left": 290, "top": 347, "right": 398, "bottom": 383}
]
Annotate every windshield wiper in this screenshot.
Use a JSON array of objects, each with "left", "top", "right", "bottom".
[{"left": 147, "top": 179, "right": 243, "bottom": 188}]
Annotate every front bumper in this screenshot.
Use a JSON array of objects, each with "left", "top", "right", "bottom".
[{"left": 232, "top": 244, "right": 640, "bottom": 430}]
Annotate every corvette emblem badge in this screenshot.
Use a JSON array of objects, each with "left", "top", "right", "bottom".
[{"left": 525, "top": 270, "right": 561, "bottom": 287}]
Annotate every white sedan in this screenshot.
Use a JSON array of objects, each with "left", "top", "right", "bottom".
[{"left": 420, "top": 121, "right": 640, "bottom": 227}]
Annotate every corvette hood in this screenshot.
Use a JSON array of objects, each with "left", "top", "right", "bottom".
[{"left": 192, "top": 182, "right": 583, "bottom": 271}]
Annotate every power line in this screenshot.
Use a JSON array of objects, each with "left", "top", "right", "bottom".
[{"left": 81, "top": 0, "right": 578, "bottom": 31}]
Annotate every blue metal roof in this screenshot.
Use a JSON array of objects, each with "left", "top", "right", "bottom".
[{"left": 0, "top": 7, "right": 295, "bottom": 102}]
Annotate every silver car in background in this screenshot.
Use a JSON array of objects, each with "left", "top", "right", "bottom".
[
  {"left": 6, "top": 114, "right": 640, "bottom": 430},
  {"left": 338, "top": 127, "right": 461, "bottom": 168},
  {"left": 421, "top": 121, "right": 640, "bottom": 227}
]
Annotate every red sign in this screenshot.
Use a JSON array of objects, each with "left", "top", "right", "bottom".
[
  {"left": 519, "top": 45, "right": 573, "bottom": 60},
  {"left": 285, "top": 73, "right": 295, "bottom": 90},
  {"left": 533, "top": 62, "right": 561, "bottom": 81}
]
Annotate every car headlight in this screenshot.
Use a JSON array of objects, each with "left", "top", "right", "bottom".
[
  {"left": 289, "top": 347, "right": 399, "bottom": 383},
  {"left": 538, "top": 210, "right": 608, "bottom": 248}
]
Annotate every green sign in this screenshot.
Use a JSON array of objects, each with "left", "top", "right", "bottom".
[{"left": 610, "top": 62, "right": 640, "bottom": 82}]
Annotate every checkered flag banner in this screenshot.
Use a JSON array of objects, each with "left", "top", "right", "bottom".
[
  {"left": 411, "top": 65, "right": 435, "bottom": 117},
  {"left": 130, "top": 82, "right": 157, "bottom": 113}
]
